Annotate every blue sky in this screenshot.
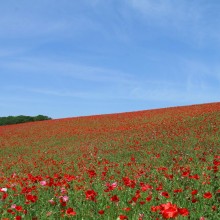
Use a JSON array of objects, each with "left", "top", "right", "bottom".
[{"left": 0, "top": 0, "right": 220, "bottom": 119}]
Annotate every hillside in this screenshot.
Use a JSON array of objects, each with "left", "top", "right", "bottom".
[{"left": 0, "top": 102, "right": 219, "bottom": 219}]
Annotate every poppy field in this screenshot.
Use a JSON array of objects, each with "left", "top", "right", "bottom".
[{"left": 0, "top": 103, "right": 219, "bottom": 219}]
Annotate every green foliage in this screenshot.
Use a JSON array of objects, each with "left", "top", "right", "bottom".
[{"left": 0, "top": 115, "right": 52, "bottom": 126}]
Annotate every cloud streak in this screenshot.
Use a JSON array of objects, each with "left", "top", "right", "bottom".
[
  {"left": 127, "top": 0, "right": 200, "bottom": 21},
  {"left": 0, "top": 56, "right": 135, "bottom": 85},
  {"left": 126, "top": 0, "right": 220, "bottom": 47},
  {"left": 1, "top": 53, "right": 219, "bottom": 105}
]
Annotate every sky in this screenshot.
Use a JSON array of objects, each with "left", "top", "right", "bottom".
[{"left": 0, "top": 0, "right": 220, "bottom": 119}]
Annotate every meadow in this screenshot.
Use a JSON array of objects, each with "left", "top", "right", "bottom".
[{"left": 0, "top": 103, "right": 219, "bottom": 219}]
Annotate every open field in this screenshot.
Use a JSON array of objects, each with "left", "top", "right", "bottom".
[{"left": 0, "top": 103, "right": 219, "bottom": 219}]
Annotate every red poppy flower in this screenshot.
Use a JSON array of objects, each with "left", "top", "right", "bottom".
[
  {"left": 7, "top": 209, "right": 13, "bottom": 214},
  {"left": 156, "top": 184, "right": 163, "bottom": 191},
  {"left": 146, "top": 195, "right": 152, "bottom": 202},
  {"left": 98, "top": 210, "right": 104, "bottom": 214},
  {"left": 161, "top": 206, "right": 178, "bottom": 219},
  {"left": 159, "top": 202, "right": 179, "bottom": 219},
  {"left": 191, "top": 198, "right": 198, "bottom": 203},
  {"left": 151, "top": 205, "right": 160, "bottom": 212},
  {"left": 110, "top": 195, "right": 119, "bottom": 202},
  {"left": 189, "top": 174, "right": 199, "bottom": 180},
  {"left": 26, "top": 194, "right": 38, "bottom": 203},
  {"left": 203, "top": 192, "right": 212, "bottom": 199},
  {"left": 191, "top": 189, "right": 198, "bottom": 195},
  {"left": 85, "top": 189, "right": 97, "bottom": 201},
  {"left": 104, "top": 182, "right": 117, "bottom": 192},
  {"left": 119, "top": 215, "right": 128, "bottom": 220},
  {"left": 178, "top": 208, "right": 189, "bottom": 216},
  {"left": 87, "top": 170, "right": 96, "bottom": 178},
  {"left": 173, "top": 188, "right": 183, "bottom": 193},
  {"left": 140, "top": 183, "right": 153, "bottom": 191},
  {"left": 15, "top": 206, "right": 23, "bottom": 212},
  {"left": 161, "top": 191, "right": 170, "bottom": 198},
  {"left": 66, "top": 207, "right": 76, "bottom": 216},
  {"left": 212, "top": 205, "right": 217, "bottom": 211},
  {"left": 122, "top": 207, "right": 131, "bottom": 212},
  {"left": 122, "top": 177, "right": 136, "bottom": 188},
  {"left": 139, "top": 201, "right": 145, "bottom": 205},
  {"left": 2, "top": 193, "right": 8, "bottom": 200},
  {"left": 182, "top": 171, "right": 190, "bottom": 177}
]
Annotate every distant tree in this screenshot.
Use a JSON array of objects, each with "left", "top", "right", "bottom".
[
  {"left": 34, "top": 115, "right": 51, "bottom": 121},
  {"left": 0, "top": 115, "right": 52, "bottom": 126}
]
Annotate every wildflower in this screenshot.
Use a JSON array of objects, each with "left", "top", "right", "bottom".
[
  {"left": 40, "top": 181, "right": 47, "bottom": 186},
  {"left": 151, "top": 205, "right": 160, "bottom": 212},
  {"left": 105, "top": 182, "right": 117, "bottom": 192},
  {"left": 139, "top": 213, "right": 144, "bottom": 220},
  {"left": 140, "top": 183, "right": 153, "bottom": 191},
  {"left": 60, "top": 187, "right": 67, "bottom": 194},
  {"left": 11, "top": 204, "right": 17, "bottom": 209},
  {"left": 15, "top": 206, "right": 23, "bottom": 212},
  {"left": 85, "top": 189, "right": 97, "bottom": 201},
  {"left": 60, "top": 195, "right": 69, "bottom": 202},
  {"left": 7, "top": 209, "right": 14, "bottom": 214},
  {"left": 191, "top": 189, "right": 198, "bottom": 195},
  {"left": 2, "top": 193, "right": 8, "bottom": 200},
  {"left": 26, "top": 194, "right": 38, "bottom": 203},
  {"left": 160, "top": 202, "right": 178, "bottom": 219},
  {"left": 66, "top": 207, "right": 76, "bottom": 216},
  {"left": 87, "top": 170, "right": 96, "bottom": 178},
  {"left": 151, "top": 202, "right": 189, "bottom": 219},
  {"left": 173, "top": 188, "right": 183, "bottom": 193},
  {"left": 111, "top": 195, "right": 119, "bottom": 202},
  {"left": 191, "top": 198, "right": 198, "bottom": 203},
  {"left": 212, "top": 205, "right": 217, "bottom": 211},
  {"left": 146, "top": 195, "right": 152, "bottom": 202},
  {"left": 203, "top": 192, "right": 212, "bottom": 199},
  {"left": 98, "top": 210, "right": 105, "bottom": 214},
  {"left": 118, "top": 215, "right": 128, "bottom": 220},
  {"left": 161, "top": 191, "right": 170, "bottom": 198},
  {"left": 122, "top": 207, "right": 131, "bottom": 211},
  {"left": 189, "top": 174, "right": 199, "bottom": 180},
  {"left": 0, "top": 187, "right": 7, "bottom": 192},
  {"left": 178, "top": 208, "right": 189, "bottom": 216},
  {"left": 122, "top": 177, "right": 136, "bottom": 188},
  {"left": 48, "top": 198, "right": 55, "bottom": 205}
]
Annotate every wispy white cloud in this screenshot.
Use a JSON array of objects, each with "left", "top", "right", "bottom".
[
  {"left": 127, "top": 0, "right": 201, "bottom": 25},
  {"left": 2, "top": 54, "right": 219, "bottom": 104},
  {"left": 126, "top": 0, "right": 220, "bottom": 47},
  {"left": 0, "top": 48, "right": 25, "bottom": 57},
  {"left": 188, "top": 59, "right": 220, "bottom": 78},
  {"left": 7, "top": 86, "right": 110, "bottom": 100},
  {"left": 0, "top": 2, "right": 99, "bottom": 39},
  {"left": 127, "top": 56, "right": 220, "bottom": 103},
  {"left": 0, "top": 56, "right": 135, "bottom": 84},
  {"left": 129, "top": 83, "right": 219, "bottom": 103}
]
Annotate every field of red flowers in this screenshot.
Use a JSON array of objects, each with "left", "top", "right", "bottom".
[{"left": 0, "top": 103, "right": 219, "bottom": 219}]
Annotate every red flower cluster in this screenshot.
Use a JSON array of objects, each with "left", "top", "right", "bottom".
[
  {"left": 66, "top": 207, "right": 76, "bottom": 216},
  {"left": 0, "top": 102, "right": 219, "bottom": 219},
  {"left": 151, "top": 202, "right": 189, "bottom": 219},
  {"left": 85, "top": 189, "right": 97, "bottom": 201},
  {"left": 26, "top": 194, "right": 38, "bottom": 203}
]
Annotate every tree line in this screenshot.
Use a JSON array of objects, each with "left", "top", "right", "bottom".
[{"left": 0, "top": 115, "right": 52, "bottom": 126}]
